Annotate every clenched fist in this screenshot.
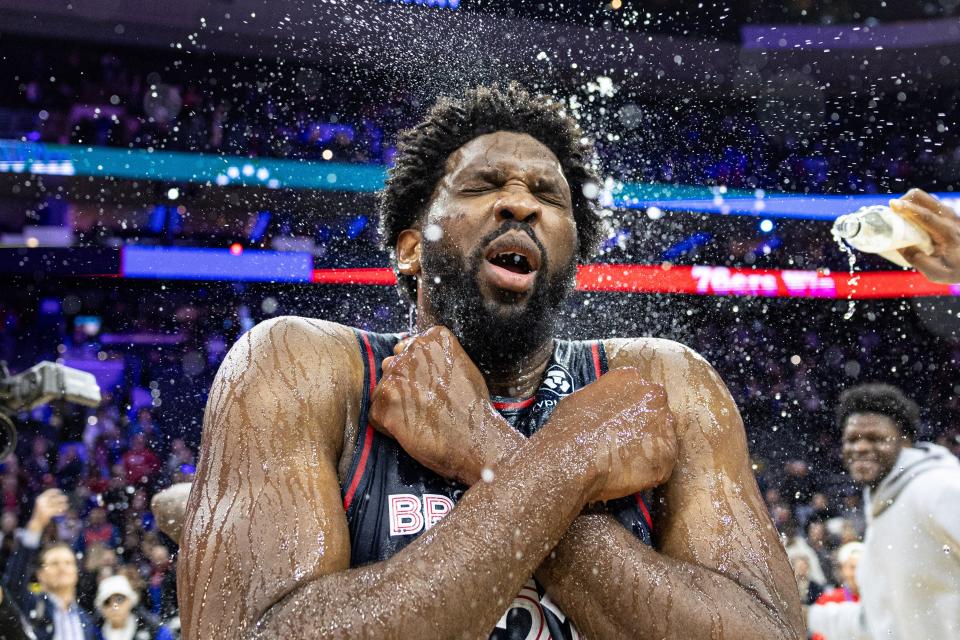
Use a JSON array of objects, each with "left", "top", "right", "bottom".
[
  {"left": 548, "top": 367, "right": 678, "bottom": 502},
  {"left": 369, "top": 325, "right": 515, "bottom": 485},
  {"left": 27, "top": 488, "right": 68, "bottom": 535}
]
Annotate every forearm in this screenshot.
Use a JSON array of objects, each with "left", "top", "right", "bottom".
[
  {"left": 250, "top": 427, "right": 597, "bottom": 640},
  {"left": 536, "top": 515, "right": 802, "bottom": 640}
]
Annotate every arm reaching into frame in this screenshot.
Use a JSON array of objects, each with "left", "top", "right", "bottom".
[{"left": 893, "top": 188, "right": 960, "bottom": 283}]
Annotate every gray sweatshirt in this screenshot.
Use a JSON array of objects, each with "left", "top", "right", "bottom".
[{"left": 808, "top": 443, "right": 960, "bottom": 639}]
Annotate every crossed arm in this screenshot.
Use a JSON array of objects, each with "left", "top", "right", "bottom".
[
  {"left": 177, "top": 318, "right": 803, "bottom": 639},
  {"left": 536, "top": 338, "right": 804, "bottom": 638}
]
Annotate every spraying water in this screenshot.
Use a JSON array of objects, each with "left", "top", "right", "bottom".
[{"left": 830, "top": 222, "right": 859, "bottom": 321}]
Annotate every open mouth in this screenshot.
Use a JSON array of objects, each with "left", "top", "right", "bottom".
[
  {"left": 487, "top": 251, "right": 534, "bottom": 274},
  {"left": 483, "top": 233, "right": 542, "bottom": 272},
  {"left": 480, "top": 233, "right": 542, "bottom": 293}
]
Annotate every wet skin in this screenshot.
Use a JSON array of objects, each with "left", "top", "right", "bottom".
[{"left": 178, "top": 132, "right": 804, "bottom": 639}]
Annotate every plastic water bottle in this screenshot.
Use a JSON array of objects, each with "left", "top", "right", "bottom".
[{"left": 832, "top": 205, "right": 933, "bottom": 268}]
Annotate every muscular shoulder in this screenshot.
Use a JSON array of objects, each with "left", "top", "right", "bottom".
[
  {"left": 602, "top": 337, "right": 737, "bottom": 440},
  {"left": 222, "top": 316, "right": 362, "bottom": 387},
  {"left": 208, "top": 316, "right": 364, "bottom": 454},
  {"left": 603, "top": 338, "right": 715, "bottom": 386}
]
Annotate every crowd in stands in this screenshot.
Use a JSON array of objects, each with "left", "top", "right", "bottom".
[{"left": 0, "top": 38, "right": 412, "bottom": 165}]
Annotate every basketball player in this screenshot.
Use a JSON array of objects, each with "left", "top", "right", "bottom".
[{"left": 177, "top": 85, "right": 804, "bottom": 639}]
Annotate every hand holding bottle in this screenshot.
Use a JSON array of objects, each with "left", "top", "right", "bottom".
[{"left": 891, "top": 189, "right": 960, "bottom": 284}]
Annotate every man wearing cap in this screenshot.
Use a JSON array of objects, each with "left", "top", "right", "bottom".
[{"left": 95, "top": 575, "right": 173, "bottom": 640}]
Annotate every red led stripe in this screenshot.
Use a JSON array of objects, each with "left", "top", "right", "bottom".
[
  {"left": 312, "top": 266, "right": 960, "bottom": 299},
  {"left": 313, "top": 267, "right": 398, "bottom": 285}
]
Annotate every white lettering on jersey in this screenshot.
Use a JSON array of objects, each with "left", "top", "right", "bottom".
[
  {"left": 388, "top": 493, "right": 455, "bottom": 536},
  {"left": 423, "top": 494, "right": 455, "bottom": 529},
  {"left": 388, "top": 493, "right": 424, "bottom": 536}
]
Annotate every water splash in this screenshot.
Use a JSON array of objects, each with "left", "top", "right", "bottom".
[{"left": 831, "top": 224, "right": 859, "bottom": 320}]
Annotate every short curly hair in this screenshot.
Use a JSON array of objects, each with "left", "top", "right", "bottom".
[
  {"left": 379, "top": 83, "right": 604, "bottom": 300},
  {"left": 836, "top": 383, "right": 921, "bottom": 442}
]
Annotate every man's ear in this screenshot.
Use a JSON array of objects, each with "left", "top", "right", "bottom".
[{"left": 396, "top": 229, "right": 422, "bottom": 276}]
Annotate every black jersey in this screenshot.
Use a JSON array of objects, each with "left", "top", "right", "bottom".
[{"left": 341, "top": 330, "right": 654, "bottom": 639}]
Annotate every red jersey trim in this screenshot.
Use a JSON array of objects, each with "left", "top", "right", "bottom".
[
  {"left": 343, "top": 333, "right": 379, "bottom": 511},
  {"left": 591, "top": 342, "right": 602, "bottom": 378},
  {"left": 492, "top": 397, "right": 536, "bottom": 410},
  {"left": 635, "top": 493, "right": 653, "bottom": 532}
]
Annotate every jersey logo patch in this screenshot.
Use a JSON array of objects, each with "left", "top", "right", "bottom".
[{"left": 541, "top": 364, "right": 575, "bottom": 397}]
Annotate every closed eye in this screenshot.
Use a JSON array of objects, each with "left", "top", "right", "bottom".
[{"left": 537, "top": 193, "right": 566, "bottom": 206}]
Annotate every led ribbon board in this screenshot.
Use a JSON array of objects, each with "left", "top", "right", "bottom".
[
  {"left": 5, "top": 139, "right": 954, "bottom": 220},
  {"left": 0, "top": 139, "right": 385, "bottom": 192},
  {"left": 313, "top": 265, "right": 960, "bottom": 298},
  {"left": 1, "top": 246, "right": 956, "bottom": 298}
]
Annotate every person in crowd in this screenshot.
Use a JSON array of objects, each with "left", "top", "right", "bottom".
[
  {"left": 805, "top": 521, "right": 835, "bottom": 585},
  {"left": 789, "top": 553, "right": 823, "bottom": 606},
  {"left": 817, "top": 542, "right": 863, "bottom": 606},
  {"left": 1, "top": 489, "right": 99, "bottom": 640},
  {"left": 0, "top": 510, "right": 18, "bottom": 571},
  {"left": 24, "top": 437, "right": 53, "bottom": 497},
  {"left": 77, "top": 543, "right": 119, "bottom": 612},
  {"left": 809, "top": 383, "right": 960, "bottom": 639},
  {"left": 0, "top": 585, "right": 33, "bottom": 640},
  {"left": 807, "top": 543, "right": 864, "bottom": 640},
  {"left": 162, "top": 441, "right": 193, "bottom": 486},
  {"left": 121, "top": 435, "right": 160, "bottom": 490},
  {"left": 95, "top": 574, "right": 174, "bottom": 640},
  {"left": 78, "top": 507, "right": 120, "bottom": 553},
  {"left": 796, "top": 492, "right": 832, "bottom": 529},
  {"left": 781, "top": 518, "right": 827, "bottom": 586}
]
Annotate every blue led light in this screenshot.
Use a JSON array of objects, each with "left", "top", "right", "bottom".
[{"left": 122, "top": 246, "right": 313, "bottom": 283}]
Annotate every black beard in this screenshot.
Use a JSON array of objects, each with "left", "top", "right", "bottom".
[{"left": 420, "top": 221, "right": 577, "bottom": 374}]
